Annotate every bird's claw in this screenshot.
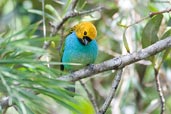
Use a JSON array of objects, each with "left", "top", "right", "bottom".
[{"left": 88, "top": 64, "right": 94, "bottom": 70}]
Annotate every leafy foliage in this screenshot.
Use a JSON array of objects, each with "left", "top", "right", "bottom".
[
  {"left": 0, "top": 0, "right": 171, "bottom": 114},
  {"left": 0, "top": 24, "right": 80, "bottom": 113}
]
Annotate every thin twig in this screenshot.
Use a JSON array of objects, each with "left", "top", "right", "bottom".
[
  {"left": 41, "top": 0, "right": 51, "bottom": 78},
  {"left": 99, "top": 69, "right": 123, "bottom": 114},
  {"left": 149, "top": 8, "right": 171, "bottom": 17},
  {"left": 122, "top": 8, "right": 171, "bottom": 28},
  {"left": 154, "top": 69, "right": 165, "bottom": 114},
  {"left": 71, "top": 0, "right": 79, "bottom": 11},
  {"left": 127, "top": 16, "right": 149, "bottom": 28},
  {"left": 42, "top": 41, "right": 51, "bottom": 49},
  {"left": 79, "top": 80, "right": 99, "bottom": 113},
  {"left": 151, "top": 0, "right": 170, "bottom": 3},
  {"left": 42, "top": 0, "right": 49, "bottom": 50},
  {"left": 59, "top": 37, "right": 171, "bottom": 82},
  {"left": 42, "top": 0, "right": 77, "bottom": 50},
  {"left": 57, "top": 27, "right": 65, "bottom": 52},
  {"left": 41, "top": 22, "right": 56, "bottom": 50},
  {"left": 0, "top": 97, "right": 11, "bottom": 114},
  {"left": 42, "top": 0, "right": 46, "bottom": 38},
  {"left": 54, "top": 6, "right": 104, "bottom": 34}
]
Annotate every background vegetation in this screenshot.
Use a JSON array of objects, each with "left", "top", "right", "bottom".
[{"left": 0, "top": 0, "right": 171, "bottom": 114}]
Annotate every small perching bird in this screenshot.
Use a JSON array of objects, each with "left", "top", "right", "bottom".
[{"left": 61, "top": 22, "right": 98, "bottom": 71}]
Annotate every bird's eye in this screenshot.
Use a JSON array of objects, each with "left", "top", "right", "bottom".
[{"left": 84, "top": 31, "right": 87, "bottom": 35}]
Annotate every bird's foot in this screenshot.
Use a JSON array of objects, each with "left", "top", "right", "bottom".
[{"left": 87, "top": 64, "right": 94, "bottom": 70}]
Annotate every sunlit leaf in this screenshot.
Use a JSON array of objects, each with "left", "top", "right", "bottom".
[
  {"left": 62, "top": 0, "right": 72, "bottom": 16},
  {"left": 161, "top": 28, "right": 171, "bottom": 39},
  {"left": 45, "top": 4, "right": 62, "bottom": 21},
  {"left": 123, "top": 29, "right": 130, "bottom": 53},
  {"left": 28, "top": 9, "right": 57, "bottom": 21},
  {"left": 71, "top": 96, "right": 95, "bottom": 114}
]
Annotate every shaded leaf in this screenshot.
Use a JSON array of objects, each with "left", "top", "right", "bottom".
[{"left": 142, "top": 14, "right": 163, "bottom": 48}]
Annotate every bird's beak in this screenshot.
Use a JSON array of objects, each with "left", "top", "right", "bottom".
[
  {"left": 81, "top": 36, "right": 92, "bottom": 45},
  {"left": 83, "top": 37, "right": 89, "bottom": 45}
]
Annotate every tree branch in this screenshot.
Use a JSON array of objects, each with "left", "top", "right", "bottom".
[
  {"left": 54, "top": 6, "right": 104, "bottom": 34},
  {"left": 151, "top": 0, "right": 170, "bottom": 3},
  {"left": 149, "top": 8, "right": 171, "bottom": 17},
  {"left": 99, "top": 69, "right": 123, "bottom": 114},
  {"left": 0, "top": 97, "right": 11, "bottom": 114},
  {"left": 79, "top": 80, "right": 99, "bottom": 113},
  {"left": 71, "top": 0, "right": 79, "bottom": 11},
  {"left": 120, "top": 8, "right": 171, "bottom": 28},
  {"left": 59, "top": 37, "right": 171, "bottom": 81},
  {"left": 154, "top": 69, "right": 165, "bottom": 114}
]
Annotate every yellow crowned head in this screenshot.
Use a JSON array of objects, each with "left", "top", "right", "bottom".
[{"left": 73, "top": 22, "right": 97, "bottom": 41}]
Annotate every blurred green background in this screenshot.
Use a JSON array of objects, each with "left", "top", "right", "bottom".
[{"left": 0, "top": 0, "right": 171, "bottom": 114}]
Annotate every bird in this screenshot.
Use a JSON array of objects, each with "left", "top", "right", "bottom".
[
  {"left": 60, "top": 21, "right": 98, "bottom": 71},
  {"left": 60, "top": 22, "right": 98, "bottom": 93}
]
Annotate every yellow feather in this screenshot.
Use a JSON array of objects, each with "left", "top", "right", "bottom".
[{"left": 72, "top": 22, "right": 97, "bottom": 40}]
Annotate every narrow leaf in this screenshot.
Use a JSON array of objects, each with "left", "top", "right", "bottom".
[
  {"left": 45, "top": 4, "right": 62, "bottom": 21},
  {"left": 123, "top": 29, "right": 130, "bottom": 53},
  {"left": 28, "top": 9, "right": 57, "bottom": 21}
]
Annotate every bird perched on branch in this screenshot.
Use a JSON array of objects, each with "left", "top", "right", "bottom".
[{"left": 60, "top": 22, "right": 98, "bottom": 71}]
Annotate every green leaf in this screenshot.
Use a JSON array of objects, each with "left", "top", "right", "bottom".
[
  {"left": 45, "top": 4, "right": 62, "bottom": 21},
  {"left": 71, "top": 96, "right": 96, "bottom": 114},
  {"left": 28, "top": 9, "right": 57, "bottom": 21},
  {"left": 16, "top": 89, "right": 47, "bottom": 114},
  {"left": 6, "top": 22, "right": 41, "bottom": 40},
  {"left": 33, "top": 88, "right": 79, "bottom": 113},
  {"left": 142, "top": 14, "right": 163, "bottom": 48},
  {"left": 62, "top": 0, "right": 72, "bottom": 16},
  {"left": 161, "top": 28, "right": 171, "bottom": 40},
  {"left": 123, "top": 29, "right": 130, "bottom": 53},
  {"left": 158, "top": 49, "right": 171, "bottom": 70}
]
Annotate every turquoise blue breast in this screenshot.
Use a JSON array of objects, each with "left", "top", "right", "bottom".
[{"left": 62, "top": 32, "right": 98, "bottom": 70}]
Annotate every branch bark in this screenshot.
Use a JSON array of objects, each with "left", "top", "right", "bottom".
[
  {"left": 59, "top": 37, "right": 171, "bottom": 81},
  {"left": 99, "top": 69, "right": 123, "bottom": 114},
  {"left": 154, "top": 69, "right": 165, "bottom": 114},
  {"left": 0, "top": 97, "right": 11, "bottom": 114},
  {"left": 79, "top": 80, "right": 99, "bottom": 113},
  {"left": 54, "top": 6, "right": 104, "bottom": 34}
]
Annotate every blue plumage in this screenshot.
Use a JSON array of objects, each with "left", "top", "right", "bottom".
[{"left": 61, "top": 32, "right": 98, "bottom": 70}]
